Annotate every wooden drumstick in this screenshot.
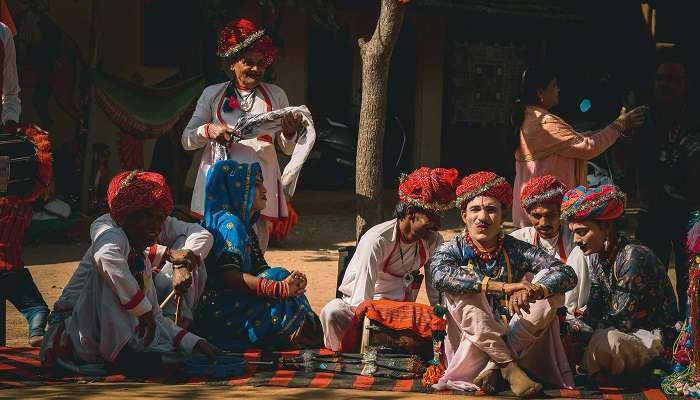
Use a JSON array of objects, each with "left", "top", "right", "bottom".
[
  {"left": 160, "top": 289, "right": 176, "bottom": 309},
  {"left": 175, "top": 295, "right": 183, "bottom": 326}
]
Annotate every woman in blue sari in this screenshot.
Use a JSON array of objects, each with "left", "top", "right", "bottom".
[{"left": 193, "top": 160, "right": 321, "bottom": 350}]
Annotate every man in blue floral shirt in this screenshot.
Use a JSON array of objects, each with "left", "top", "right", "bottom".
[{"left": 429, "top": 171, "right": 577, "bottom": 396}]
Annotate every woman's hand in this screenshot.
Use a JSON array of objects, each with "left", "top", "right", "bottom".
[
  {"left": 281, "top": 112, "right": 303, "bottom": 139},
  {"left": 207, "top": 123, "right": 238, "bottom": 145},
  {"left": 284, "top": 270, "right": 307, "bottom": 297},
  {"left": 618, "top": 106, "right": 647, "bottom": 130}
]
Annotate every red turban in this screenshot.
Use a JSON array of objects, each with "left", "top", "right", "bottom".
[
  {"left": 520, "top": 175, "right": 567, "bottom": 211},
  {"left": 107, "top": 170, "right": 173, "bottom": 225},
  {"left": 217, "top": 18, "right": 278, "bottom": 65},
  {"left": 560, "top": 185, "right": 626, "bottom": 222},
  {"left": 456, "top": 171, "right": 513, "bottom": 210},
  {"left": 398, "top": 167, "right": 459, "bottom": 212}
]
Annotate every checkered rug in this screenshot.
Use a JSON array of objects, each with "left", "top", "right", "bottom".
[{"left": 0, "top": 347, "right": 681, "bottom": 398}]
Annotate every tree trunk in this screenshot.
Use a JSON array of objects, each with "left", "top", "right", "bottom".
[{"left": 355, "top": 0, "right": 407, "bottom": 241}]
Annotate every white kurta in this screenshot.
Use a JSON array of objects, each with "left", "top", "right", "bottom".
[
  {"left": 182, "top": 81, "right": 296, "bottom": 219},
  {"left": 562, "top": 246, "right": 591, "bottom": 319},
  {"left": 53, "top": 214, "right": 213, "bottom": 322},
  {"left": 0, "top": 22, "right": 21, "bottom": 124},
  {"left": 509, "top": 225, "right": 575, "bottom": 262},
  {"left": 320, "top": 219, "right": 442, "bottom": 350},
  {"left": 41, "top": 224, "right": 201, "bottom": 367}
]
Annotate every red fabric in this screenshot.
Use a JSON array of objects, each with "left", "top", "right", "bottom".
[
  {"left": 270, "top": 200, "right": 298, "bottom": 241},
  {"left": 121, "top": 289, "right": 145, "bottom": 310},
  {"left": 173, "top": 329, "right": 189, "bottom": 348},
  {"left": 107, "top": 170, "right": 173, "bottom": 225},
  {"left": 0, "top": 199, "right": 32, "bottom": 271},
  {"left": 519, "top": 175, "right": 567, "bottom": 211},
  {"left": 398, "top": 167, "right": 459, "bottom": 211},
  {"left": 456, "top": 171, "right": 513, "bottom": 209},
  {"left": 217, "top": 19, "right": 278, "bottom": 65},
  {"left": 340, "top": 300, "right": 436, "bottom": 352},
  {"left": 1, "top": 0, "right": 16, "bottom": 36}
]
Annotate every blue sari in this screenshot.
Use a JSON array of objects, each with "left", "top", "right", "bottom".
[{"left": 194, "top": 160, "right": 317, "bottom": 350}]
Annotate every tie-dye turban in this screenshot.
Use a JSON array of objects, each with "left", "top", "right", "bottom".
[
  {"left": 455, "top": 171, "right": 513, "bottom": 210},
  {"left": 560, "top": 184, "right": 626, "bottom": 222},
  {"left": 107, "top": 170, "right": 173, "bottom": 225}
]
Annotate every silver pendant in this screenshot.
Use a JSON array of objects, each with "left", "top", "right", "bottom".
[{"left": 403, "top": 273, "right": 414, "bottom": 287}]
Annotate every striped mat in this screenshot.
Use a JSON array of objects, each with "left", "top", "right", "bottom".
[{"left": 0, "top": 347, "right": 681, "bottom": 398}]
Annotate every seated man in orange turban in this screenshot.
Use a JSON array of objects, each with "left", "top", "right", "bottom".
[{"left": 41, "top": 171, "right": 219, "bottom": 377}]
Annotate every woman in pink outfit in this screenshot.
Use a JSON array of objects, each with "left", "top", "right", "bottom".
[{"left": 511, "top": 66, "right": 647, "bottom": 227}]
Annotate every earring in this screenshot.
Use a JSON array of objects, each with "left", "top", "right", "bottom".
[{"left": 603, "top": 239, "right": 610, "bottom": 253}]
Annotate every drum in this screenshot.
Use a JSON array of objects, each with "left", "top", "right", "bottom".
[
  {"left": 0, "top": 133, "right": 39, "bottom": 196},
  {"left": 360, "top": 316, "right": 433, "bottom": 360}
]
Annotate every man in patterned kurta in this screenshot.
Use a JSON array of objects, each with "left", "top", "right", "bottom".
[
  {"left": 561, "top": 185, "right": 679, "bottom": 376},
  {"left": 429, "top": 171, "right": 577, "bottom": 396}
]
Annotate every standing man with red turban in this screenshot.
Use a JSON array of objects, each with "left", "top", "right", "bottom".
[
  {"left": 510, "top": 175, "right": 574, "bottom": 262},
  {"left": 41, "top": 171, "right": 219, "bottom": 377},
  {"left": 182, "top": 18, "right": 303, "bottom": 252},
  {"left": 561, "top": 185, "right": 678, "bottom": 377},
  {"left": 429, "top": 171, "right": 577, "bottom": 396},
  {"left": 319, "top": 167, "right": 459, "bottom": 351}
]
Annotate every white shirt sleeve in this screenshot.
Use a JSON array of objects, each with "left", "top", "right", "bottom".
[
  {"left": 159, "top": 216, "right": 214, "bottom": 260},
  {"left": 182, "top": 89, "right": 213, "bottom": 151},
  {"left": 92, "top": 230, "right": 152, "bottom": 317},
  {"left": 564, "top": 246, "right": 591, "bottom": 319},
  {"left": 1, "top": 24, "right": 20, "bottom": 124},
  {"left": 346, "top": 233, "right": 387, "bottom": 307}
]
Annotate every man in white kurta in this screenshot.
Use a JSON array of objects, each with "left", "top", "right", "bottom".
[
  {"left": 509, "top": 175, "right": 575, "bottom": 263},
  {"left": 40, "top": 171, "right": 216, "bottom": 374},
  {"left": 53, "top": 213, "right": 213, "bottom": 327},
  {"left": 319, "top": 167, "right": 459, "bottom": 351},
  {"left": 182, "top": 19, "right": 302, "bottom": 252}
]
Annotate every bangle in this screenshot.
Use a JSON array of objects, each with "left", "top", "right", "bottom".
[
  {"left": 610, "top": 119, "right": 627, "bottom": 136},
  {"left": 481, "top": 276, "right": 490, "bottom": 293}
]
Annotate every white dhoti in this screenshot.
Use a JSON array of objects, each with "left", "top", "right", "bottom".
[
  {"left": 319, "top": 298, "right": 356, "bottom": 351},
  {"left": 582, "top": 327, "right": 663, "bottom": 375}
]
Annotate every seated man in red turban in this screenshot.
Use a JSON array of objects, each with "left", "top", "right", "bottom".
[
  {"left": 429, "top": 171, "right": 578, "bottom": 396},
  {"left": 561, "top": 185, "right": 679, "bottom": 377},
  {"left": 510, "top": 175, "right": 574, "bottom": 263},
  {"left": 319, "top": 167, "right": 459, "bottom": 351},
  {"left": 41, "top": 171, "right": 219, "bottom": 376}
]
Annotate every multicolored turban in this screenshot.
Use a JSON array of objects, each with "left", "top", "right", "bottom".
[
  {"left": 560, "top": 184, "right": 626, "bottom": 222},
  {"left": 217, "top": 18, "right": 278, "bottom": 65},
  {"left": 455, "top": 171, "right": 513, "bottom": 209},
  {"left": 398, "top": 167, "right": 459, "bottom": 212},
  {"left": 520, "top": 175, "right": 567, "bottom": 212},
  {"left": 107, "top": 170, "right": 173, "bottom": 225}
]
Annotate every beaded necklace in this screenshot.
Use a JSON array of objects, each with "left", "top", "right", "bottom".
[{"left": 464, "top": 230, "right": 505, "bottom": 262}]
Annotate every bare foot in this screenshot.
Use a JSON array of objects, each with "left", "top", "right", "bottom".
[
  {"left": 474, "top": 368, "right": 499, "bottom": 394},
  {"left": 500, "top": 361, "right": 542, "bottom": 397}
]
